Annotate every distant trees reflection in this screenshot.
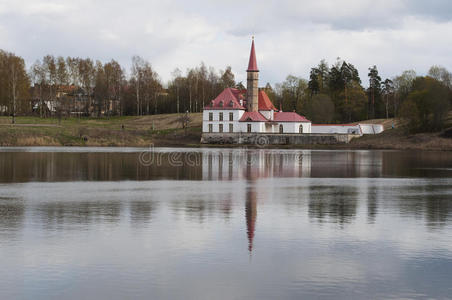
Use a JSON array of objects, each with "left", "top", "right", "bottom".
[{"left": 1, "top": 149, "right": 451, "bottom": 253}]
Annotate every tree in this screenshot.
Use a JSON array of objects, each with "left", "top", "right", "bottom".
[
  {"left": 400, "top": 76, "right": 450, "bottom": 132},
  {"left": 327, "top": 58, "right": 362, "bottom": 122},
  {"left": 280, "top": 75, "right": 307, "bottom": 112},
  {"left": 66, "top": 57, "right": 80, "bottom": 86},
  {"left": 306, "top": 93, "right": 335, "bottom": 123},
  {"left": 171, "top": 68, "right": 182, "bottom": 114},
  {"left": 1, "top": 52, "right": 29, "bottom": 123},
  {"left": 381, "top": 78, "right": 394, "bottom": 118},
  {"left": 317, "top": 59, "right": 330, "bottom": 91},
  {"left": 220, "top": 66, "right": 235, "bottom": 89},
  {"left": 43, "top": 55, "right": 57, "bottom": 115},
  {"left": 78, "top": 58, "right": 95, "bottom": 115},
  {"left": 367, "top": 65, "right": 382, "bottom": 119},
  {"left": 104, "top": 59, "right": 124, "bottom": 115},
  {"left": 393, "top": 70, "right": 416, "bottom": 116},
  {"left": 93, "top": 61, "right": 108, "bottom": 116},
  {"left": 428, "top": 65, "right": 452, "bottom": 89},
  {"left": 30, "top": 59, "right": 46, "bottom": 117},
  {"left": 56, "top": 56, "right": 68, "bottom": 86},
  {"left": 308, "top": 68, "right": 320, "bottom": 97}
]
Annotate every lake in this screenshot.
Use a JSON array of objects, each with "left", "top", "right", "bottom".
[{"left": 1, "top": 147, "right": 452, "bottom": 299}]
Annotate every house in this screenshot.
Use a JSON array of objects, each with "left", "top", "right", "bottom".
[{"left": 202, "top": 38, "right": 312, "bottom": 135}]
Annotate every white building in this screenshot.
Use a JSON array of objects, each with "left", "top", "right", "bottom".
[
  {"left": 202, "top": 38, "right": 383, "bottom": 137},
  {"left": 202, "top": 39, "right": 312, "bottom": 134}
]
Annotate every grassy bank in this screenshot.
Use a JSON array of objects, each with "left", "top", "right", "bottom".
[
  {"left": 0, "top": 113, "right": 451, "bottom": 150},
  {"left": 0, "top": 114, "right": 202, "bottom": 147}
]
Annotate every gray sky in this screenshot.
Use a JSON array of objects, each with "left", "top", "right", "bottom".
[{"left": 1, "top": 0, "right": 452, "bottom": 86}]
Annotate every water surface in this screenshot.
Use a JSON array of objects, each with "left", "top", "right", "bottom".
[{"left": 1, "top": 147, "right": 452, "bottom": 299}]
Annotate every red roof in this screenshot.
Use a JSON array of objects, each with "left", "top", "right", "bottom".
[
  {"left": 274, "top": 112, "right": 311, "bottom": 122},
  {"left": 258, "top": 91, "right": 277, "bottom": 111},
  {"left": 239, "top": 111, "right": 268, "bottom": 122},
  {"left": 247, "top": 39, "right": 258, "bottom": 72},
  {"left": 204, "top": 88, "right": 245, "bottom": 110}
]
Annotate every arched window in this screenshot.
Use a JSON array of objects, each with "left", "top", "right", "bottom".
[
  {"left": 279, "top": 124, "right": 283, "bottom": 133},
  {"left": 299, "top": 124, "right": 303, "bottom": 133}
]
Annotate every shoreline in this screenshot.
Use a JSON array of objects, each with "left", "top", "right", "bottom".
[{"left": 1, "top": 115, "right": 451, "bottom": 151}]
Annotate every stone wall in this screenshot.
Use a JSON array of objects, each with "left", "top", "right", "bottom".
[{"left": 200, "top": 133, "right": 359, "bottom": 145}]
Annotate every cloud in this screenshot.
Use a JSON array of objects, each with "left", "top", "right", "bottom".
[{"left": 0, "top": 0, "right": 451, "bottom": 85}]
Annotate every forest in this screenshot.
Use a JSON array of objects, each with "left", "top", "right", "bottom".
[{"left": 0, "top": 49, "right": 451, "bottom": 132}]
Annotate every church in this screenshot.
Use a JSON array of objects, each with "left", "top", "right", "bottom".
[{"left": 202, "top": 39, "right": 312, "bottom": 135}]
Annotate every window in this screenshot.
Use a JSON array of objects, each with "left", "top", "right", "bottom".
[
  {"left": 209, "top": 112, "right": 213, "bottom": 121},
  {"left": 219, "top": 124, "right": 223, "bottom": 133},
  {"left": 247, "top": 124, "right": 252, "bottom": 133},
  {"left": 208, "top": 124, "right": 213, "bottom": 133},
  {"left": 279, "top": 124, "right": 283, "bottom": 133},
  {"left": 229, "top": 112, "right": 234, "bottom": 121},
  {"left": 219, "top": 101, "right": 223, "bottom": 107},
  {"left": 219, "top": 112, "right": 223, "bottom": 121},
  {"left": 229, "top": 124, "right": 233, "bottom": 133},
  {"left": 299, "top": 124, "right": 303, "bottom": 133}
]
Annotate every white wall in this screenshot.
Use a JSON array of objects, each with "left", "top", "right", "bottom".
[
  {"left": 311, "top": 125, "right": 361, "bottom": 134},
  {"left": 359, "top": 124, "right": 384, "bottom": 134},
  {"left": 202, "top": 109, "right": 245, "bottom": 133},
  {"left": 311, "top": 124, "right": 384, "bottom": 135},
  {"left": 238, "top": 122, "right": 265, "bottom": 133},
  {"left": 276, "top": 122, "right": 311, "bottom": 133}
]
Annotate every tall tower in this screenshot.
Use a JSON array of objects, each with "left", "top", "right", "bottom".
[{"left": 246, "top": 38, "right": 259, "bottom": 112}]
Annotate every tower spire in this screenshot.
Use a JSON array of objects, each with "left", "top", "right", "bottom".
[
  {"left": 246, "top": 37, "right": 259, "bottom": 111},
  {"left": 247, "top": 37, "right": 258, "bottom": 72}
]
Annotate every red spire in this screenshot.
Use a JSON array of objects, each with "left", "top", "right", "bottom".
[{"left": 247, "top": 37, "right": 258, "bottom": 72}]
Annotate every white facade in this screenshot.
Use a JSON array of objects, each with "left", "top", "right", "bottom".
[
  {"left": 202, "top": 109, "right": 245, "bottom": 133},
  {"left": 203, "top": 109, "right": 314, "bottom": 134},
  {"left": 238, "top": 121, "right": 266, "bottom": 133},
  {"left": 277, "top": 122, "right": 311, "bottom": 134}
]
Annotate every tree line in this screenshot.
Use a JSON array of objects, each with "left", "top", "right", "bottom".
[
  {"left": 271, "top": 58, "right": 451, "bottom": 132},
  {"left": 0, "top": 49, "right": 451, "bottom": 132},
  {"left": 0, "top": 50, "right": 236, "bottom": 119}
]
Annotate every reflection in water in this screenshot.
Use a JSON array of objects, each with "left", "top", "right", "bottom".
[
  {"left": 36, "top": 200, "right": 122, "bottom": 230},
  {"left": 203, "top": 150, "right": 311, "bottom": 180},
  {"left": 308, "top": 185, "right": 358, "bottom": 225},
  {"left": 246, "top": 186, "right": 257, "bottom": 253},
  {"left": 0, "top": 196, "right": 24, "bottom": 240},
  {"left": 130, "top": 200, "right": 157, "bottom": 227},
  {"left": 1, "top": 148, "right": 452, "bottom": 299}
]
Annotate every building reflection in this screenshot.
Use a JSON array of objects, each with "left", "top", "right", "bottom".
[
  {"left": 245, "top": 186, "right": 257, "bottom": 253},
  {"left": 202, "top": 149, "right": 312, "bottom": 181},
  {"left": 202, "top": 149, "right": 312, "bottom": 253}
]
